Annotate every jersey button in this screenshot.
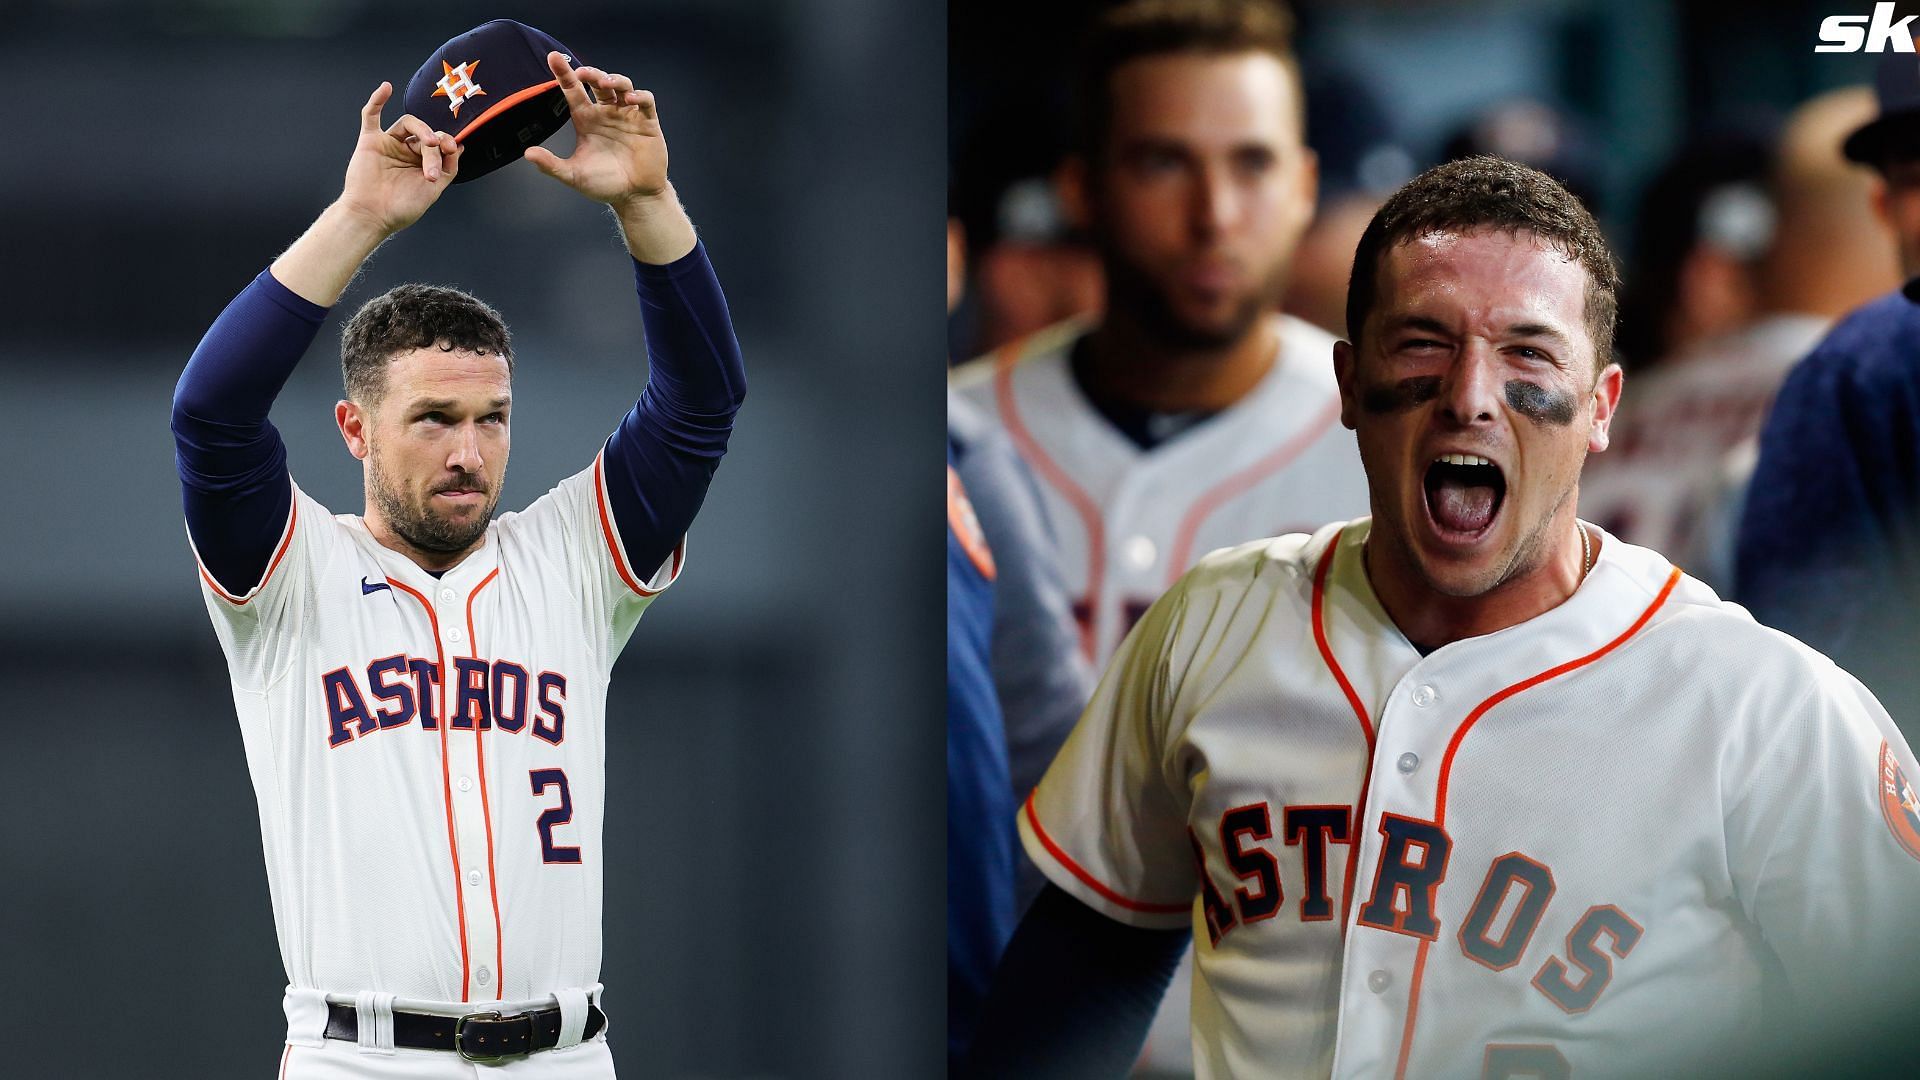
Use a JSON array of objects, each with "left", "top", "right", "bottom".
[
  {"left": 476, "top": 967, "right": 491, "bottom": 987},
  {"left": 466, "top": 869, "right": 484, "bottom": 887},
  {"left": 448, "top": 628, "right": 465, "bottom": 644},
  {"left": 1367, "top": 969, "right": 1391, "bottom": 994},
  {"left": 1411, "top": 684, "right": 1437, "bottom": 708},
  {"left": 457, "top": 776, "right": 473, "bottom": 792},
  {"left": 1124, "top": 536, "right": 1158, "bottom": 571},
  {"left": 440, "top": 588, "right": 456, "bottom": 602},
  {"left": 1396, "top": 752, "right": 1419, "bottom": 774}
]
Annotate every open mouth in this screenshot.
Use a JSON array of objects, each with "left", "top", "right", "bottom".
[{"left": 1422, "top": 453, "right": 1505, "bottom": 541}]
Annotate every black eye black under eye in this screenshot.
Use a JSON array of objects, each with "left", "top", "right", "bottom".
[{"left": 1504, "top": 381, "right": 1577, "bottom": 425}]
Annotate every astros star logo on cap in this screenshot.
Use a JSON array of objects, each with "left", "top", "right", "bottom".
[{"left": 432, "top": 59, "right": 486, "bottom": 116}]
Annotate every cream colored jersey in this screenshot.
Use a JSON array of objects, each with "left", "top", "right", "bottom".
[
  {"left": 1023, "top": 518, "right": 1920, "bottom": 1078},
  {"left": 950, "top": 315, "right": 1369, "bottom": 666},
  {"left": 193, "top": 450, "right": 681, "bottom": 1015}
]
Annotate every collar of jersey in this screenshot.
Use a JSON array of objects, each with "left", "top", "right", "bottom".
[
  {"left": 345, "top": 515, "right": 501, "bottom": 595},
  {"left": 1325, "top": 516, "right": 1677, "bottom": 671}
]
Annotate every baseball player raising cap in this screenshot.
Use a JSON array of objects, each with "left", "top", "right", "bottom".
[
  {"left": 965, "top": 156, "right": 1920, "bottom": 1077},
  {"left": 171, "top": 23, "right": 744, "bottom": 1076}
]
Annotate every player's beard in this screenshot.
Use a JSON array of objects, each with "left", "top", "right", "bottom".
[
  {"left": 1100, "top": 242, "right": 1281, "bottom": 352},
  {"left": 369, "top": 453, "right": 498, "bottom": 556}
]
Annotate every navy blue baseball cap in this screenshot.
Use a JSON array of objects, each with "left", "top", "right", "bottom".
[
  {"left": 1843, "top": 51, "right": 1920, "bottom": 166},
  {"left": 403, "top": 20, "right": 581, "bottom": 184}
]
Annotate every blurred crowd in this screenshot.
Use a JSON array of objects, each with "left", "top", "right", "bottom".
[{"left": 946, "top": 0, "right": 1920, "bottom": 1074}]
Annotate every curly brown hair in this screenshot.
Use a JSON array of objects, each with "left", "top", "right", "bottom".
[
  {"left": 1346, "top": 155, "right": 1620, "bottom": 370},
  {"left": 1074, "top": 0, "right": 1303, "bottom": 160},
  {"left": 339, "top": 283, "right": 514, "bottom": 405}
]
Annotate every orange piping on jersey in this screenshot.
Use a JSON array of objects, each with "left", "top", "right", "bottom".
[
  {"left": 1023, "top": 791, "right": 1189, "bottom": 915},
  {"left": 1393, "top": 939, "right": 1434, "bottom": 1079},
  {"left": 994, "top": 340, "right": 1103, "bottom": 660},
  {"left": 387, "top": 576, "right": 472, "bottom": 1003},
  {"left": 593, "top": 451, "right": 673, "bottom": 597},
  {"left": 1165, "top": 396, "right": 1344, "bottom": 580},
  {"left": 278, "top": 1043, "right": 291, "bottom": 1079},
  {"left": 467, "top": 567, "right": 505, "bottom": 999},
  {"left": 1389, "top": 564, "right": 1683, "bottom": 1080},
  {"left": 1310, "top": 529, "right": 1377, "bottom": 934},
  {"left": 199, "top": 496, "right": 299, "bottom": 605}
]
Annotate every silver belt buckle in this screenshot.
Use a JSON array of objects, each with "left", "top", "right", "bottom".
[{"left": 454, "top": 1009, "right": 528, "bottom": 1062}]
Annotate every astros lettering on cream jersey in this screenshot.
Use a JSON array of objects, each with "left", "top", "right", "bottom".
[
  {"left": 194, "top": 451, "right": 680, "bottom": 1009},
  {"left": 1023, "top": 518, "right": 1920, "bottom": 1078},
  {"left": 950, "top": 314, "right": 1370, "bottom": 666}
]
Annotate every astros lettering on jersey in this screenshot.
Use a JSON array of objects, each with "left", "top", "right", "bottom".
[
  {"left": 950, "top": 314, "right": 1370, "bottom": 666},
  {"left": 1023, "top": 517, "right": 1920, "bottom": 1078},
  {"left": 193, "top": 452, "right": 680, "bottom": 1027}
]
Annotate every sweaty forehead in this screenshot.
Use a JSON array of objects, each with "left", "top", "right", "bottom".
[
  {"left": 1107, "top": 51, "right": 1302, "bottom": 149},
  {"left": 1374, "top": 230, "right": 1591, "bottom": 342}
]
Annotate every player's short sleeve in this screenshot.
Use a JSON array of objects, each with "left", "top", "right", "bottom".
[
  {"left": 497, "top": 449, "right": 686, "bottom": 666},
  {"left": 1724, "top": 653, "right": 1920, "bottom": 1017},
  {"left": 191, "top": 479, "right": 336, "bottom": 690},
  {"left": 1017, "top": 581, "right": 1198, "bottom": 930}
]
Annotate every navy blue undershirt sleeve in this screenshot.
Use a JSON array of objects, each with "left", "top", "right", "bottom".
[
  {"left": 961, "top": 883, "right": 1190, "bottom": 1079},
  {"left": 603, "top": 241, "right": 746, "bottom": 580},
  {"left": 172, "top": 269, "right": 326, "bottom": 596}
]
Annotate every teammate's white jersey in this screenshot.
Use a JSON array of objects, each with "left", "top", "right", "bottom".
[
  {"left": 1024, "top": 518, "right": 1920, "bottom": 1078},
  {"left": 194, "top": 450, "right": 681, "bottom": 1018},
  {"left": 1579, "top": 313, "right": 1828, "bottom": 592},
  {"left": 950, "top": 315, "right": 1369, "bottom": 666}
]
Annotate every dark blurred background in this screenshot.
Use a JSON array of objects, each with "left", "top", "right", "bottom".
[{"left": 0, "top": 1, "right": 944, "bottom": 1077}]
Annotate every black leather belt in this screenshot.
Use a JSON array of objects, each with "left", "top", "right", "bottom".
[{"left": 324, "top": 1002, "right": 606, "bottom": 1061}]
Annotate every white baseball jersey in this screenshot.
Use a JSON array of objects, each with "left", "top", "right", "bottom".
[
  {"left": 950, "top": 315, "right": 1370, "bottom": 667},
  {"left": 1579, "top": 313, "right": 1829, "bottom": 592},
  {"left": 194, "top": 450, "right": 681, "bottom": 1023},
  {"left": 1023, "top": 517, "right": 1920, "bottom": 1078}
]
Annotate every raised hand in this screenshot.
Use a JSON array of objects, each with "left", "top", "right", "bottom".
[
  {"left": 338, "top": 81, "right": 462, "bottom": 237},
  {"left": 523, "top": 51, "right": 669, "bottom": 209}
]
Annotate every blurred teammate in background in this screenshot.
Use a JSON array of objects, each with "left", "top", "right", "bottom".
[
  {"left": 947, "top": 216, "right": 1096, "bottom": 1064},
  {"left": 951, "top": 4, "right": 1366, "bottom": 1070},
  {"left": 951, "top": 0, "right": 1366, "bottom": 669},
  {"left": 1584, "top": 88, "right": 1895, "bottom": 592},
  {"left": 1741, "top": 55, "right": 1920, "bottom": 736}
]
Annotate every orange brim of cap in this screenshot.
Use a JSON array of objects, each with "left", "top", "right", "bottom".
[{"left": 453, "top": 78, "right": 563, "bottom": 143}]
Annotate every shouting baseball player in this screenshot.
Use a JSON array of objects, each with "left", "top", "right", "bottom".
[
  {"left": 950, "top": 0, "right": 1369, "bottom": 669},
  {"left": 964, "top": 156, "right": 1920, "bottom": 1078},
  {"left": 170, "top": 36, "right": 743, "bottom": 1077}
]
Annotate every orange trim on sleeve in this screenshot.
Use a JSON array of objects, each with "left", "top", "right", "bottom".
[
  {"left": 466, "top": 568, "right": 506, "bottom": 998},
  {"left": 1389, "top": 563, "right": 1683, "bottom": 1080},
  {"left": 199, "top": 496, "right": 299, "bottom": 605},
  {"left": 386, "top": 577, "right": 472, "bottom": 1003},
  {"left": 994, "top": 341, "right": 1103, "bottom": 661},
  {"left": 1023, "top": 791, "right": 1190, "bottom": 916},
  {"left": 592, "top": 452, "right": 670, "bottom": 597},
  {"left": 1165, "top": 397, "right": 1343, "bottom": 579},
  {"left": 451, "top": 80, "right": 560, "bottom": 145}
]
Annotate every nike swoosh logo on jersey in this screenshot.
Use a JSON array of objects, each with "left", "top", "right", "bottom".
[{"left": 361, "top": 576, "right": 391, "bottom": 595}]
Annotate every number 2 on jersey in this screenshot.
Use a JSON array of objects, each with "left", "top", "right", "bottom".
[{"left": 531, "top": 768, "right": 582, "bottom": 863}]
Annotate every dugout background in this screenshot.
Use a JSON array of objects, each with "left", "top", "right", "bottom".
[
  {"left": 0, "top": 0, "right": 943, "bottom": 1077},
  {"left": 948, "top": 0, "right": 1920, "bottom": 1076}
]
